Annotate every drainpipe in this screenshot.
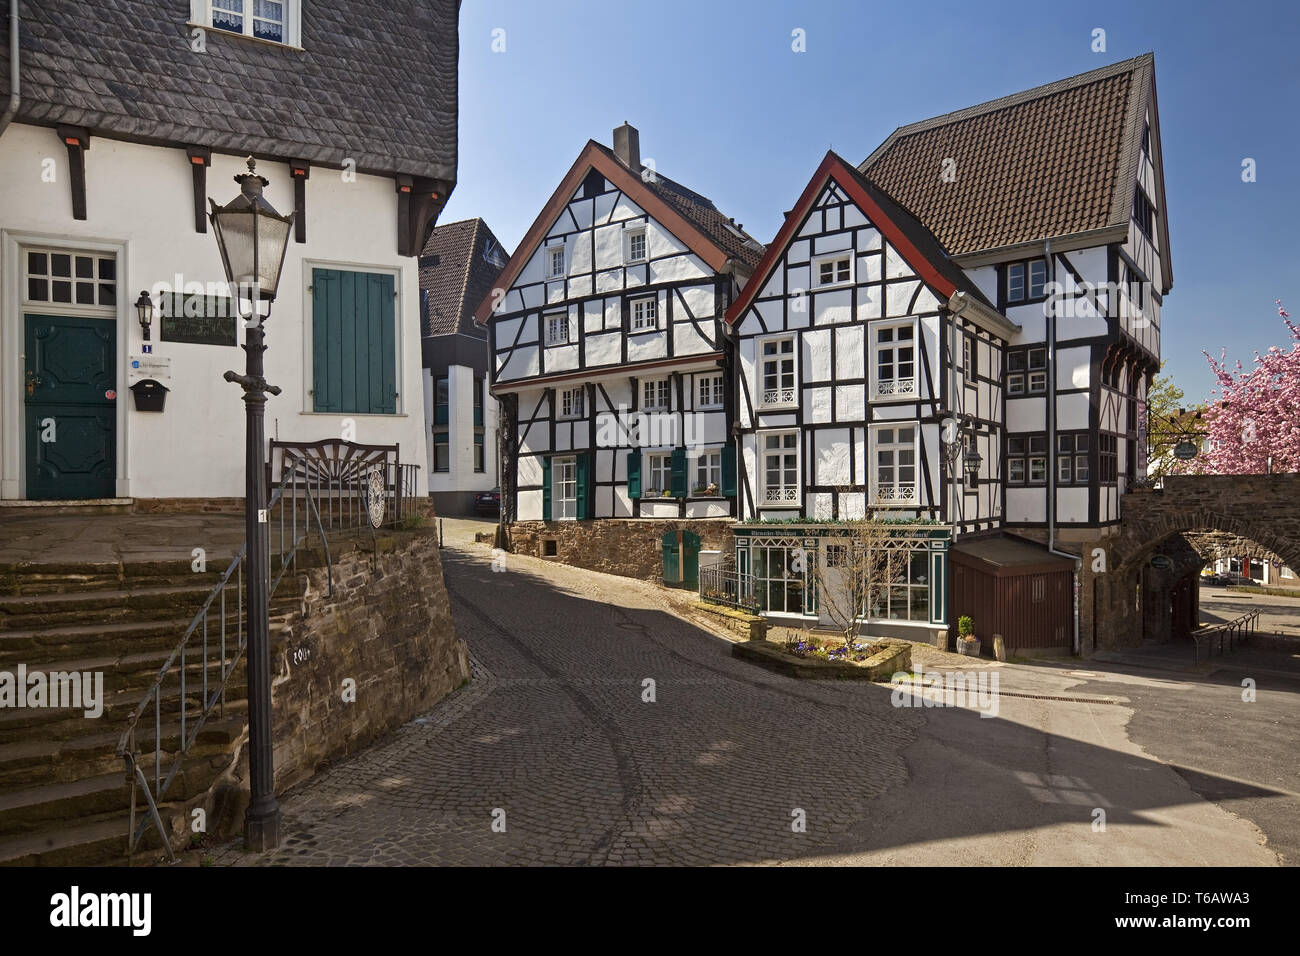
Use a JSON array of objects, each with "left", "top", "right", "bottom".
[
  {"left": 0, "top": 0, "right": 19, "bottom": 140},
  {"left": 1043, "top": 236, "right": 1083, "bottom": 654}
]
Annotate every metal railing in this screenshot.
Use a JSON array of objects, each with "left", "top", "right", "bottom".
[
  {"left": 699, "top": 563, "right": 759, "bottom": 614},
  {"left": 271, "top": 439, "right": 422, "bottom": 529},
  {"left": 116, "top": 469, "right": 328, "bottom": 864},
  {"left": 1191, "top": 609, "right": 1260, "bottom": 663}
]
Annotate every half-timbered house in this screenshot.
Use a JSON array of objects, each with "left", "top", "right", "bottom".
[
  {"left": 474, "top": 124, "right": 762, "bottom": 525},
  {"left": 724, "top": 54, "right": 1172, "bottom": 649}
]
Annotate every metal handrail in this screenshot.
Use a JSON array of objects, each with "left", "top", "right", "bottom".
[
  {"left": 699, "top": 563, "right": 759, "bottom": 614},
  {"left": 1191, "top": 609, "right": 1260, "bottom": 663},
  {"left": 116, "top": 469, "right": 329, "bottom": 863}
]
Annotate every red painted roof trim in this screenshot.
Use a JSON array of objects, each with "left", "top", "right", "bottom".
[
  {"left": 724, "top": 152, "right": 957, "bottom": 326},
  {"left": 473, "top": 143, "right": 733, "bottom": 326}
]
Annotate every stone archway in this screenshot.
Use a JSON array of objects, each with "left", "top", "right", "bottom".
[{"left": 1085, "top": 475, "right": 1300, "bottom": 652}]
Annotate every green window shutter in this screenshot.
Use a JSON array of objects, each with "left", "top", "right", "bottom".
[
  {"left": 311, "top": 268, "right": 396, "bottom": 414},
  {"left": 670, "top": 448, "right": 687, "bottom": 498},
  {"left": 311, "top": 268, "right": 339, "bottom": 412},
  {"left": 541, "top": 456, "right": 552, "bottom": 522},
  {"left": 721, "top": 444, "right": 737, "bottom": 497},
  {"left": 627, "top": 450, "right": 642, "bottom": 499},
  {"left": 576, "top": 453, "right": 591, "bottom": 520}
]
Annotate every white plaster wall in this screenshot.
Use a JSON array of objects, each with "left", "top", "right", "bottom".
[{"left": 0, "top": 124, "right": 428, "bottom": 499}]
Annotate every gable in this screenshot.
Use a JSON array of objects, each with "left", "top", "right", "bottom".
[
  {"left": 727, "top": 152, "right": 995, "bottom": 328},
  {"left": 474, "top": 142, "right": 760, "bottom": 325}
]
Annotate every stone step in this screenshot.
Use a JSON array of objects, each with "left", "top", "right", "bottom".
[
  {"left": 0, "top": 711, "right": 247, "bottom": 790},
  {"left": 0, "top": 583, "right": 221, "bottom": 629},
  {"left": 0, "top": 812, "right": 136, "bottom": 867},
  {"left": 0, "top": 669, "right": 251, "bottom": 745},
  {"left": 0, "top": 617, "right": 199, "bottom": 667},
  {"left": 0, "top": 740, "right": 237, "bottom": 839}
]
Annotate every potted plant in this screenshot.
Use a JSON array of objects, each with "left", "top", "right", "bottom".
[
  {"left": 661, "top": 489, "right": 673, "bottom": 498},
  {"left": 956, "top": 615, "right": 981, "bottom": 657},
  {"left": 706, "top": 482, "right": 719, "bottom": 497}
]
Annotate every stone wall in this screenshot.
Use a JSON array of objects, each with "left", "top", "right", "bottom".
[
  {"left": 208, "top": 529, "right": 469, "bottom": 836},
  {"left": 1082, "top": 474, "right": 1300, "bottom": 652},
  {"left": 508, "top": 518, "right": 735, "bottom": 583}
]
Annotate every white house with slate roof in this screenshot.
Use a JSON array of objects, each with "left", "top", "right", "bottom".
[{"left": 0, "top": 0, "right": 457, "bottom": 503}]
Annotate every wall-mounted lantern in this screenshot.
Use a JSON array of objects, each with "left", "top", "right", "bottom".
[{"left": 135, "top": 290, "right": 154, "bottom": 341}]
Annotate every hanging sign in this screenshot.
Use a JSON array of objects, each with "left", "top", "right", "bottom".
[
  {"left": 159, "top": 292, "right": 238, "bottom": 346},
  {"left": 1174, "top": 440, "right": 1198, "bottom": 460}
]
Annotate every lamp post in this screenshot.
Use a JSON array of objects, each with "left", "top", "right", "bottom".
[
  {"left": 134, "top": 291, "right": 154, "bottom": 341},
  {"left": 208, "top": 157, "right": 294, "bottom": 852}
]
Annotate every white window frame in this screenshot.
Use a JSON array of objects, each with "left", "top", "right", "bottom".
[
  {"left": 963, "top": 335, "right": 975, "bottom": 384},
  {"left": 645, "top": 452, "right": 672, "bottom": 497},
  {"left": 693, "top": 451, "right": 722, "bottom": 495},
  {"left": 812, "top": 251, "right": 853, "bottom": 289},
  {"left": 697, "top": 373, "right": 725, "bottom": 409},
  {"left": 191, "top": 0, "right": 301, "bottom": 47},
  {"left": 870, "top": 319, "right": 918, "bottom": 401},
  {"left": 625, "top": 226, "right": 647, "bottom": 264},
  {"left": 22, "top": 247, "right": 118, "bottom": 314},
  {"left": 871, "top": 423, "right": 918, "bottom": 506},
  {"left": 544, "top": 310, "right": 569, "bottom": 346},
  {"left": 546, "top": 242, "right": 566, "bottom": 280},
  {"left": 760, "top": 431, "right": 800, "bottom": 506},
  {"left": 558, "top": 386, "right": 585, "bottom": 420},
  {"left": 641, "top": 378, "right": 670, "bottom": 411},
  {"left": 758, "top": 335, "right": 797, "bottom": 408},
  {"left": 553, "top": 455, "right": 578, "bottom": 520},
  {"left": 630, "top": 295, "right": 658, "bottom": 332}
]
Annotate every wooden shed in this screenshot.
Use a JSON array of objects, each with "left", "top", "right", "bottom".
[{"left": 950, "top": 535, "right": 1075, "bottom": 654}]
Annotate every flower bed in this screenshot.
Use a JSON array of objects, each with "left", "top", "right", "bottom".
[{"left": 732, "top": 635, "right": 912, "bottom": 680}]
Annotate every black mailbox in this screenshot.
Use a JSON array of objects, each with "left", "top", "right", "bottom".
[{"left": 130, "top": 378, "right": 169, "bottom": 412}]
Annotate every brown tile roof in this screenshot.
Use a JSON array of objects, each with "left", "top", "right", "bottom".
[
  {"left": 860, "top": 54, "right": 1154, "bottom": 257},
  {"left": 590, "top": 142, "right": 765, "bottom": 272},
  {"left": 420, "top": 219, "right": 510, "bottom": 338}
]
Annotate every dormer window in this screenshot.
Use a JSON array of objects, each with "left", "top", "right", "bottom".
[
  {"left": 626, "top": 228, "right": 647, "bottom": 264},
  {"left": 1006, "top": 258, "right": 1047, "bottom": 304},
  {"left": 813, "top": 253, "right": 852, "bottom": 288},
  {"left": 193, "top": 1, "right": 299, "bottom": 46}
]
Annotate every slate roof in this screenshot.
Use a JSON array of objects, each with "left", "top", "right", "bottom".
[
  {"left": 590, "top": 142, "right": 765, "bottom": 272},
  {"left": 420, "top": 218, "right": 509, "bottom": 339},
  {"left": 860, "top": 54, "right": 1154, "bottom": 257},
  {"left": 0, "top": 0, "right": 458, "bottom": 182}
]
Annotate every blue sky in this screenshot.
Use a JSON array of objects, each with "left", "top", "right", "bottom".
[{"left": 446, "top": 0, "right": 1300, "bottom": 401}]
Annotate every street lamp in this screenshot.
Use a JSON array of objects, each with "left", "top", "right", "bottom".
[
  {"left": 208, "top": 157, "right": 294, "bottom": 853},
  {"left": 134, "top": 291, "right": 154, "bottom": 341}
]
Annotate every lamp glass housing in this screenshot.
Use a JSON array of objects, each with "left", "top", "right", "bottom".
[{"left": 209, "top": 159, "right": 295, "bottom": 304}]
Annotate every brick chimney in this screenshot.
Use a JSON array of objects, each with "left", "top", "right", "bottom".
[{"left": 613, "top": 122, "right": 640, "bottom": 172}]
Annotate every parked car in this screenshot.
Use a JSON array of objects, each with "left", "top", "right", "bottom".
[
  {"left": 1222, "top": 571, "right": 1257, "bottom": 586},
  {"left": 474, "top": 487, "right": 501, "bottom": 516},
  {"left": 1199, "top": 573, "right": 1230, "bottom": 587}
]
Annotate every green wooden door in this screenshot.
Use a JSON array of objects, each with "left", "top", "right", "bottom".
[
  {"left": 24, "top": 313, "right": 116, "bottom": 499},
  {"left": 682, "top": 530, "right": 701, "bottom": 590}
]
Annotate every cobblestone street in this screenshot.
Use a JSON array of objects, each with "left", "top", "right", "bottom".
[{"left": 211, "top": 526, "right": 1284, "bottom": 867}]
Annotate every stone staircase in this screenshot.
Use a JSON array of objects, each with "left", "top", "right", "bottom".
[{"left": 0, "top": 556, "right": 287, "bottom": 866}]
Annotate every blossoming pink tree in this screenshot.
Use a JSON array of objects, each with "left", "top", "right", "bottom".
[{"left": 1200, "top": 300, "right": 1300, "bottom": 474}]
